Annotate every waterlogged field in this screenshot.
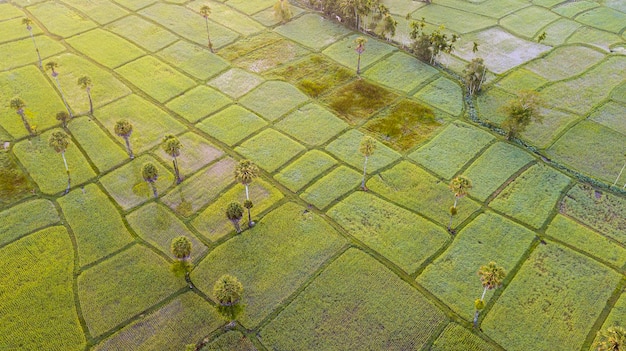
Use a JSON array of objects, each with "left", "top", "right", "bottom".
[{"left": 0, "top": 0, "right": 624, "bottom": 350}]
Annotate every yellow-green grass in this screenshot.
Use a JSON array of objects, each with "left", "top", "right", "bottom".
[
  {"left": 269, "top": 55, "right": 353, "bottom": 98},
  {"left": 96, "top": 94, "right": 187, "bottom": 153},
  {"left": 115, "top": 56, "right": 196, "bottom": 103},
  {"left": 0, "top": 151, "right": 34, "bottom": 206},
  {"left": 538, "top": 18, "right": 582, "bottom": 46},
  {"left": 252, "top": 4, "right": 306, "bottom": 27},
  {"left": 411, "top": 4, "right": 496, "bottom": 33},
  {"left": 490, "top": 163, "right": 570, "bottom": 228},
  {"left": 0, "top": 199, "right": 58, "bottom": 246},
  {"left": 0, "top": 65, "right": 66, "bottom": 139},
  {"left": 68, "top": 117, "right": 127, "bottom": 172},
  {"left": 275, "top": 103, "right": 349, "bottom": 146},
  {"left": 525, "top": 45, "right": 605, "bottom": 82},
  {"left": 106, "top": 15, "right": 179, "bottom": 52},
  {"left": 139, "top": 3, "right": 239, "bottom": 49},
  {"left": 49, "top": 53, "right": 133, "bottom": 115},
  {"left": 239, "top": 81, "right": 309, "bottom": 121},
  {"left": 155, "top": 132, "right": 224, "bottom": 177},
  {"left": 328, "top": 192, "right": 449, "bottom": 273},
  {"left": 597, "top": 292, "right": 626, "bottom": 337},
  {"left": 127, "top": 203, "right": 207, "bottom": 262},
  {"left": 13, "top": 129, "right": 96, "bottom": 195},
  {"left": 235, "top": 129, "right": 306, "bottom": 172},
  {"left": 325, "top": 129, "right": 401, "bottom": 173},
  {"left": 546, "top": 215, "right": 626, "bottom": 269},
  {"left": 191, "top": 178, "right": 283, "bottom": 242},
  {"left": 0, "top": 18, "right": 44, "bottom": 45},
  {"left": 99, "top": 155, "right": 175, "bottom": 210},
  {"left": 377, "top": 0, "right": 424, "bottom": 16},
  {"left": 417, "top": 211, "right": 535, "bottom": 317},
  {"left": 201, "top": 331, "right": 257, "bottom": 351},
  {"left": 554, "top": 1, "right": 599, "bottom": 18},
  {"left": 541, "top": 56, "right": 625, "bottom": 115},
  {"left": 409, "top": 121, "right": 495, "bottom": 180},
  {"left": 112, "top": 0, "right": 157, "bottom": 11},
  {"left": 431, "top": 323, "right": 499, "bottom": 351},
  {"left": 94, "top": 292, "right": 222, "bottom": 351},
  {"left": 28, "top": 2, "right": 97, "bottom": 38},
  {"left": 0, "top": 3, "right": 24, "bottom": 21},
  {"left": 162, "top": 157, "right": 236, "bottom": 218},
  {"left": 226, "top": 0, "right": 275, "bottom": 15},
  {"left": 322, "top": 79, "right": 399, "bottom": 123},
  {"left": 547, "top": 121, "right": 626, "bottom": 184},
  {"left": 274, "top": 150, "right": 338, "bottom": 192},
  {"left": 0, "top": 227, "right": 85, "bottom": 351},
  {"left": 368, "top": 161, "right": 482, "bottom": 226},
  {"left": 567, "top": 26, "right": 623, "bottom": 52},
  {"left": 499, "top": 6, "right": 560, "bottom": 39},
  {"left": 208, "top": 68, "right": 264, "bottom": 98},
  {"left": 260, "top": 249, "right": 447, "bottom": 350},
  {"left": 66, "top": 29, "right": 145, "bottom": 68},
  {"left": 0, "top": 36, "right": 65, "bottom": 71},
  {"left": 193, "top": 202, "right": 346, "bottom": 327},
  {"left": 232, "top": 36, "right": 310, "bottom": 73},
  {"left": 588, "top": 101, "right": 626, "bottom": 135},
  {"left": 78, "top": 244, "right": 184, "bottom": 337},
  {"left": 186, "top": 1, "right": 265, "bottom": 36},
  {"left": 300, "top": 166, "right": 361, "bottom": 210},
  {"left": 219, "top": 32, "right": 285, "bottom": 61},
  {"left": 413, "top": 77, "right": 463, "bottom": 116},
  {"left": 166, "top": 86, "right": 231, "bottom": 123},
  {"left": 58, "top": 184, "right": 134, "bottom": 266},
  {"left": 464, "top": 142, "right": 535, "bottom": 201},
  {"left": 364, "top": 99, "right": 442, "bottom": 151},
  {"left": 58, "top": 0, "right": 128, "bottom": 25},
  {"left": 575, "top": 7, "right": 626, "bottom": 33},
  {"left": 157, "top": 41, "right": 230, "bottom": 80},
  {"left": 520, "top": 108, "right": 580, "bottom": 149},
  {"left": 196, "top": 105, "right": 267, "bottom": 146},
  {"left": 363, "top": 52, "right": 438, "bottom": 93},
  {"left": 482, "top": 243, "right": 622, "bottom": 351},
  {"left": 560, "top": 184, "right": 626, "bottom": 245},
  {"left": 322, "top": 34, "right": 397, "bottom": 71},
  {"left": 274, "top": 14, "right": 351, "bottom": 50},
  {"left": 612, "top": 82, "right": 626, "bottom": 104},
  {"left": 476, "top": 87, "right": 514, "bottom": 125}
]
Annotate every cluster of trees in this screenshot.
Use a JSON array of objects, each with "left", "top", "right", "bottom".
[{"left": 307, "top": 0, "right": 397, "bottom": 39}]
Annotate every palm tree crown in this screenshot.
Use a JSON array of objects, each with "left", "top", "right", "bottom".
[
  {"left": 142, "top": 163, "right": 159, "bottom": 183},
  {"left": 48, "top": 131, "right": 70, "bottom": 153},
  {"left": 22, "top": 17, "right": 33, "bottom": 29},
  {"left": 359, "top": 136, "right": 376, "bottom": 157},
  {"left": 596, "top": 326, "right": 625, "bottom": 351},
  {"left": 114, "top": 119, "right": 133, "bottom": 137},
  {"left": 478, "top": 261, "right": 506, "bottom": 291},
  {"left": 10, "top": 97, "right": 25, "bottom": 112},
  {"left": 450, "top": 175, "right": 472, "bottom": 198},
  {"left": 77, "top": 76, "right": 92, "bottom": 90},
  {"left": 45, "top": 61, "right": 58, "bottom": 76},
  {"left": 235, "top": 159, "right": 259, "bottom": 186},
  {"left": 213, "top": 274, "right": 243, "bottom": 306},
  {"left": 171, "top": 236, "right": 192, "bottom": 261},
  {"left": 199, "top": 5, "right": 211, "bottom": 18},
  {"left": 162, "top": 134, "right": 181, "bottom": 158}
]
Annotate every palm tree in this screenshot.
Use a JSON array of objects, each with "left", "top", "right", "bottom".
[
  {"left": 474, "top": 261, "right": 506, "bottom": 328},
  {"left": 162, "top": 134, "right": 182, "bottom": 184},
  {"left": 243, "top": 200, "right": 254, "bottom": 228},
  {"left": 142, "top": 162, "right": 159, "bottom": 199},
  {"left": 448, "top": 175, "right": 472, "bottom": 231},
  {"left": 199, "top": 5, "right": 214, "bottom": 53},
  {"left": 213, "top": 274, "right": 244, "bottom": 327},
  {"left": 22, "top": 18, "right": 42, "bottom": 69},
  {"left": 114, "top": 119, "right": 134, "bottom": 159},
  {"left": 45, "top": 61, "right": 73, "bottom": 118},
  {"left": 596, "top": 326, "right": 626, "bottom": 351},
  {"left": 226, "top": 202, "right": 244, "bottom": 234},
  {"left": 56, "top": 111, "right": 70, "bottom": 129},
  {"left": 10, "top": 97, "right": 34, "bottom": 136},
  {"left": 359, "top": 136, "right": 376, "bottom": 190},
  {"left": 355, "top": 37, "right": 367, "bottom": 75},
  {"left": 273, "top": 0, "right": 293, "bottom": 23},
  {"left": 77, "top": 76, "right": 93, "bottom": 115},
  {"left": 234, "top": 159, "right": 259, "bottom": 202},
  {"left": 381, "top": 14, "right": 397, "bottom": 41},
  {"left": 48, "top": 131, "right": 71, "bottom": 194},
  {"left": 171, "top": 236, "right": 192, "bottom": 261}
]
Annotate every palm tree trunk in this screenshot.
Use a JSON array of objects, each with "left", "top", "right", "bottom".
[
  {"left": 361, "top": 156, "right": 368, "bottom": 190},
  {"left": 87, "top": 88, "right": 93, "bottom": 116},
  {"left": 18, "top": 110, "right": 34, "bottom": 135},
  {"left": 150, "top": 181, "right": 158, "bottom": 199},
  {"left": 448, "top": 196, "right": 458, "bottom": 230},
  {"left": 245, "top": 184, "right": 250, "bottom": 201},
  {"left": 613, "top": 161, "right": 626, "bottom": 187},
  {"left": 62, "top": 152, "right": 71, "bottom": 194},
  {"left": 28, "top": 29, "right": 42, "bottom": 69},
  {"left": 247, "top": 208, "right": 252, "bottom": 227},
  {"left": 53, "top": 76, "right": 73, "bottom": 118},
  {"left": 204, "top": 18, "right": 214, "bottom": 53},
  {"left": 356, "top": 53, "right": 362, "bottom": 75},
  {"left": 231, "top": 219, "right": 241, "bottom": 233},
  {"left": 124, "top": 136, "right": 134, "bottom": 159},
  {"left": 173, "top": 157, "right": 181, "bottom": 184},
  {"left": 473, "top": 310, "right": 480, "bottom": 328},
  {"left": 481, "top": 286, "right": 487, "bottom": 300}
]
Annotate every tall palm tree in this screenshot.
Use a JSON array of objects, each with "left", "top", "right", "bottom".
[
  {"left": 56, "top": 111, "right": 69, "bottom": 129},
  {"left": 355, "top": 37, "right": 367, "bottom": 75},
  {"left": 213, "top": 274, "right": 244, "bottom": 326},
  {"left": 45, "top": 61, "right": 73, "bottom": 118},
  {"left": 77, "top": 76, "right": 93, "bottom": 115},
  {"left": 448, "top": 175, "right": 472, "bottom": 231},
  {"left": 171, "top": 236, "right": 192, "bottom": 261},
  {"left": 234, "top": 159, "right": 259, "bottom": 202},
  {"left": 162, "top": 134, "right": 182, "bottom": 184},
  {"left": 22, "top": 18, "right": 42, "bottom": 69},
  {"left": 10, "top": 97, "right": 34, "bottom": 136},
  {"left": 226, "top": 202, "right": 244, "bottom": 234},
  {"left": 142, "top": 162, "right": 159, "bottom": 199},
  {"left": 474, "top": 261, "right": 506, "bottom": 328},
  {"left": 199, "top": 5, "right": 214, "bottom": 53},
  {"left": 359, "top": 136, "right": 376, "bottom": 190},
  {"left": 243, "top": 200, "right": 254, "bottom": 228},
  {"left": 114, "top": 119, "right": 134, "bottom": 159},
  {"left": 48, "top": 131, "right": 71, "bottom": 194},
  {"left": 596, "top": 326, "right": 626, "bottom": 351}
]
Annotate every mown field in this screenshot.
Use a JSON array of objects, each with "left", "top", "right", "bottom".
[{"left": 0, "top": 0, "right": 624, "bottom": 350}]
